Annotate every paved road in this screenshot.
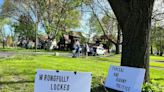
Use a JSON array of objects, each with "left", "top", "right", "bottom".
[
  {"left": 0, "top": 52, "right": 15, "bottom": 57},
  {"left": 0, "top": 51, "right": 72, "bottom": 57}
]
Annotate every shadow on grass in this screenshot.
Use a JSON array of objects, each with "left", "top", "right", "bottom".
[
  {"left": 91, "top": 85, "right": 121, "bottom": 92},
  {"left": 1, "top": 72, "right": 36, "bottom": 76},
  {"left": 91, "top": 76, "right": 121, "bottom": 92},
  {"left": 153, "top": 78, "right": 164, "bottom": 81},
  {"left": 91, "top": 85, "right": 105, "bottom": 92},
  {"left": 156, "top": 61, "right": 164, "bottom": 63},
  {"left": 0, "top": 80, "right": 34, "bottom": 85}
]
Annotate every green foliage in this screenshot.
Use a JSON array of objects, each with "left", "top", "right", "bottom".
[
  {"left": 150, "top": 55, "right": 164, "bottom": 61},
  {"left": 64, "top": 10, "right": 80, "bottom": 29},
  {"left": 89, "top": 14, "right": 103, "bottom": 35},
  {"left": 0, "top": 17, "right": 11, "bottom": 43},
  {"left": 0, "top": 17, "right": 10, "bottom": 28},
  {"left": 142, "top": 81, "right": 164, "bottom": 92},
  {"left": 41, "top": 0, "right": 81, "bottom": 39},
  {"left": 1, "top": 0, "right": 14, "bottom": 15},
  {"left": 151, "top": 26, "right": 164, "bottom": 55},
  {"left": 102, "top": 15, "right": 111, "bottom": 29},
  {"left": 83, "top": 0, "right": 93, "bottom": 5},
  {"left": 12, "top": 15, "right": 35, "bottom": 40}
]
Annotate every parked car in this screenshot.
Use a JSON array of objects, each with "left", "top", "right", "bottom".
[{"left": 96, "top": 47, "right": 105, "bottom": 55}]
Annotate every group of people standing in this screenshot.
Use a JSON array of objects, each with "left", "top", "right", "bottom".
[{"left": 72, "top": 40, "right": 107, "bottom": 57}]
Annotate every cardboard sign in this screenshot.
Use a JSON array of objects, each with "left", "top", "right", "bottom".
[
  {"left": 34, "top": 70, "right": 92, "bottom": 92},
  {"left": 105, "top": 65, "right": 145, "bottom": 92}
]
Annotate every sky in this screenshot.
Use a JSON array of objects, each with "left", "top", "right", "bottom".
[{"left": 0, "top": 0, "right": 3, "bottom": 5}]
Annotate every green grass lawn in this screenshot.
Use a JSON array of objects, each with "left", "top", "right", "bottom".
[
  {"left": 150, "top": 55, "right": 164, "bottom": 61},
  {"left": 0, "top": 54, "right": 164, "bottom": 92},
  {"left": 91, "top": 55, "right": 164, "bottom": 67}
]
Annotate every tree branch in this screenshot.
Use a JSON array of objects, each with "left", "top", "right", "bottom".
[
  {"left": 107, "top": 0, "right": 130, "bottom": 28},
  {"left": 89, "top": 4, "right": 117, "bottom": 45}
]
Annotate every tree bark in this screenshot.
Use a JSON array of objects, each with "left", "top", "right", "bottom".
[
  {"left": 115, "top": 44, "right": 120, "bottom": 54},
  {"left": 35, "top": 23, "right": 38, "bottom": 52},
  {"left": 160, "top": 46, "right": 163, "bottom": 56},
  {"left": 150, "top": 45, "right": 153, "bottom": 55},
  {"left": 115, "top": 23, "right": 121, "bottom": 54},
  {"left": 108, "top": 0, "right": 154, "bottom": 84},
  {"left": 160, "top": 52, "right": 163, "bottom": 56},
  {"left": 3, "top": 41, "right": 5, "bottom": 49}
]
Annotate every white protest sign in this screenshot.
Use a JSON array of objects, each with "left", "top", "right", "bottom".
[
  {"left": 34, "top": 70, "right": 92, "bottom": 92},
  {"left": 105, "top": 65, "right": 145, "bottom": 92}
]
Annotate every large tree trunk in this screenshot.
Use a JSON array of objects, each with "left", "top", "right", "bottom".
[
  {"left": 121, "top": 15, "right": 151, "bottom": 82},
  {"left": 108, "top": 0, "right": 154, "bottom": 84}
]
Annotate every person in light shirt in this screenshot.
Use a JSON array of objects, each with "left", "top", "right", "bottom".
[{"left": 72, "top": 39, "right": 80, "bottom": 58}]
